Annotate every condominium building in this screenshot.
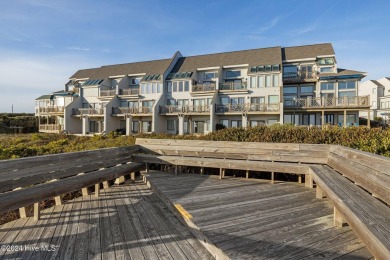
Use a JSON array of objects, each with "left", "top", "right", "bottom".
[
  {"left": 35, "top": 43, "right": 370, "bottom": 135},
  {"left": 359, "top": 78, "right": 390, "bottom": 122}
]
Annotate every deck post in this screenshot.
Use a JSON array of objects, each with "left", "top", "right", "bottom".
[
  {"left": 146, "top": 163, "right": 149, "bottom": 173},
  {"left": 94, "top": 183, "right": 100, "bottom": 197},
  {"left": 114, "top": 175, "right": 125, "bottom": 185},
  {"left": 246, "top": 170, "right": 249, "bottom": 179},
  {"left": 14, "top": 187, "right": 27, "bottom": 218},
  {"left": 82, "top": 187, "right": 90, "bottom": 196},
  {"left": 305, "top": 174, "right": 314, "bottom": 188},
  {"left": 200, "top": 167, "right": 204, "bottom": 175},
  {"left": 175, "top": 165, "right": 178, "bottom": 175},
  {"left": 130, "top": 172, "right": 136, "bottom": 181},
  {"left": 298, "top": 175, "right": 302, "bottom": 184},
  {"left": 33, "top": 202, "right": 40, "bottom": 221},
  {"left": 367, "top": 110, "right": 371, "bottom": 128},
  {"left": 219, "top": 168, "right": 223, "bottom": 179},
  {"left": 343, "top": 110, "right": 347, "bottom": 128},
  {"left": 160, "top": 164, "right": 164, "bottom": 171},
  {"left": 54, "top": 195, "right": 62, "bottom": 206},
  {"left": 321, "top": 110, "right": 325, "bottom": 129},
  {"left": 316, "top": 186, "right": 326, "bottom": 199},
  {"left": 334, "top": 207, "right": 346, "bottom": 227},
  {"left": 271, "top": 172, "right": 275, "bottom": 184}
]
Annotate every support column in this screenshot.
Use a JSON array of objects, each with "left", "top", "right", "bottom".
[
  {"left": 321, "top": 110, "right": 325, "bottom": 129},
  {"left": 126, "top": 116, "right": 132, "bottom": 136},
  {"left": 343, "top": 110, "right": 347, "bottom": 127},
  {"left": 334, "top": 207, "right": 346, "bottom": 227},
  {"left": 178, "top": 115, "right": 184, "bottom": 135},
  {"left": 242, "top": 114, "right": 248, "bottom": 129},
  {"left": 139, "top": 119, "right": 142, "bottom": 133},
  {"left": 82, "top": 116, "right": 89, "bottom": 135},
  {"left": 367, "top": 110, "right": 371, "bottom": 128}
]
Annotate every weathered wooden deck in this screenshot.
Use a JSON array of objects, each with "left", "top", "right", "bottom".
[
  {"left": 144, "top": 171, "right": 374, "bottom": 260},
  {"left": 0, "top": 180, "right": 214, "bottom": 260}
]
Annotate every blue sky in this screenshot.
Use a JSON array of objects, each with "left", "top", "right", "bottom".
[{"left": 0, "top": 0, "right": 389, "bottom": 112}]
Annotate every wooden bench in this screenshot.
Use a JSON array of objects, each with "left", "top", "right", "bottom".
[
  {"left": 133, "top": 138, "right": 390, "bottom": 259},
  {"left": 133, "top": 138, "right": 330, "bottom": 184},
  {"left": 0, "top": 146, "right": 144, "bottom": 220}
]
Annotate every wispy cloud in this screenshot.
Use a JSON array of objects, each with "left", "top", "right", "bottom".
[
  {"left": 258, "top": 17, "right": 280, "bottom": 32},
  {"left": 67, "top": 47, "right": 91, "bottom": 51},
  {"left": 288, "top": 24, "right": 318, "bottom": 36}
]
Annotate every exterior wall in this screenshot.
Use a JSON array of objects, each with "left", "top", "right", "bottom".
[{"left": 64, "top": 97, "right": 82, "bottom": 134}]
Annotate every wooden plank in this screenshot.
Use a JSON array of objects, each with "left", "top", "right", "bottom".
[
  {"left": 73, "top": 194, "right": 91, "bottom": 260},
  {"left": 309, "top": 165, "right": 390, "bottom": 259},
  {"left": 0, "top": 162, "right": 145, "bottom": 215},
  {"left": 0, "top": 145, "right": 139, "bottom": 173},
  {"left": 328, "top": 152, "right": 390, "bottom": 205},
  {"left": 87, "top": 190, "right": 102, "bottom": 260},
  {"left": 136, "top": 138, "right": 302, "bottom": 150},
  {"left": 330, "top": 145, "right": 390, "bottom": 175},
  {"left": 132, "top": 154, "right": 309, "bottom": 175}
]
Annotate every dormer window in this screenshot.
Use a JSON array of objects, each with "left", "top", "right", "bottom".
[
  {"left": 130, "top": 77, "right": 141, "bottom": 85},
  {"left": 320, "top": 67, "right": 333, "bottom": 73},
  {"left": 318, "top": 58, "right": 334, "bottom": 65},
  {"left": 265, "top": 65, "right": 272, "bottom": 72}
]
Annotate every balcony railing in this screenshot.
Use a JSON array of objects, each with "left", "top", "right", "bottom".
[
  {"left": 215, "top": 103, "right": 280, "bottom": 113},
  {"left": 72, "top": 108, "right": 104, "bottom": 115},
  {"left": 100, "top": 90, "right": 116, "bottom": 97},
  {"left": 159, "top": 105, "right": 210, "bottom": 114},
  {"left": 192, "top": 83, "right": 216, "bottom": 92},
  {"left": 39, "top": 124, "right": 63, "bottom": 131},
  {"left": 112, "top": 107, "right": 153, "bottom": 114},
  {"left": 37, "top": 106, "right": 64, "bottom": 114},
  {"left": 119, "top": 88, "right": 140, "bottom": 95},
  {"left": 219, "top": 82, "right": 247, "bottom": 91},
  {"left": 283, "top": 71, "right": 317, "bottom": 81},
  {"left": 284, "top": 96, "right": 370, "bottom": 109}
]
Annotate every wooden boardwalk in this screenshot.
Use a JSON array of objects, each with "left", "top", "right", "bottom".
[
  {"left": 0, "top": 181, "right": 214, "bottom": 260},
  {"left": 144, "top": 171, "right": 374, "bottom": 260}
]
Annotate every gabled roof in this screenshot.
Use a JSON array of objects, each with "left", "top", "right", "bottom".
[
  {"left": 319, "top": 68, "right": 366, "bottom": 80},
  {"left": 70, "top": 58, "right": 173, "bottom": 80},
  {"left": 35, "top": 95, "right": 52, "bottom": 100},
  {"left": 170, "top": 46, "right": 282, "bottom": 73},
  {"left": 371, "top": 80, "right": 384, "bottom": 87},
  {"left": 282, "top": 43, "right": 335, "bottom": 61}
]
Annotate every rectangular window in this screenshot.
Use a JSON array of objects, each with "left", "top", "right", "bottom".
[
  {"left": 318, "top": 58, "right": 334, "bottom": 65},
  {"left": 226, "top": 70, "right": 241, "bottom": 78},
  {"left": 219, "top": 119, "right": 229, "bottom": 127},
  {"left": 321, "top": 82, "right": 334, "bottom": 91},
  {"left": 178, "top": 81, "right": 183, "bottom": 92},
  {"left": 272, "top": 75, "right": 279, "bottom": 87},
  {"left": 205, "top": 72, "right": 217, "bottom": 79},
  {"left": 231, "top": 120, "right": 242, "bottom": 128},
  {"left": 167, "top": 120, "right": 175, "bottom": 131},
  {"left": 173, "top": 81, "right": 178, "bottom": 92},
  {"left": 152, "top": 83, "right": 157, "bottom": 93},
  {"left": 257, "top": 76, "right": 264, "bottom": 88},
  {"left": 265, "top": 75, "right": 271, "bottom": 87},
  {"left": 257, "top": 66, "right": 264, "bottom": 72},
  {"left": 300, "top": 85, "right": 314, "bottom": 93},
  {"left": 272, "top": 64, "right": 280, "bottom": 71},
  {"left": 268, "top": 95, "right": 279, "bottom": 104},
  {"left": 283, "top": 66, "right": 298, "bottom": 78},
  {"left": 265, "top": 65, "right": 272, "bottom": 72},
  {"left": 120, "top": 101, "right": 128, "bottom": 107},
  {"left": 132, "top": 121, "right": 139, "bottom": 133},
  {"left": 167, "top": 82, "right": 172, "bottom": 93},
  {"left": 250, "top": 120, "right": 265, "bottom": 127},
  {"left": 338, "top": 91, "right": 356, "bottom": 97},
  {"left": 251, "top": 97, "right": 265, "bottom": 104},
  {"left": 320, "top": 67, "right": 333, "bottom": 73},
  {"left": 167, "top": 99, "right": 176, "bottom": 105},
  {"left": 142, "top": 121, "right": 152, "bottom": 132},
  {"left": 267, "top": 119, "right": 278, "bottom": 125},
  {"left": 129, "top": 101, "right": 138, "bottom": 107},
  {"left": 250, "top": 77, "right": 256, "bottom": 88},
  {"left": 141, "top": 84, "right": 146, "bottom": 94},
  {"left": 338, "top": 81, "right": 356, "bottom": 90},
  {"left": 184, "top": 81, "right": 189, "bottom": 91},
  {"left": 220, "top": 97, "right": 229, "bottom": 105},
  {"left": 283, "top": 86, "right": 298, "bottom": 94},
  {"left": 230, "top": 97, "right": 245, "bottom": 104}
]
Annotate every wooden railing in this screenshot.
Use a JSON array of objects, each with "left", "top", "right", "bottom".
[
  {"left": 112, "top": 106, "right": 153, "bottom": 114},
  {"left": 159, "top": 105, "right": 210, "bottom": 114},
  {"left": 37, "top": 106, "right": 65, "bottom": 114},
  {"left": 215, "top": 103, "right": 280, "bottom": 113},
  {"left": 283, "top": 71, "right": 317, "bottom": 81},
  {"left": 39, "top": 124, "right": 63, "bottom": 132},
  {"left": 0, "top": 146, "right": 144, "bottom": 221},
  {"left": 100, "top": 89, "right": 116, "bottom": 97},
  {"left": 192, "top": 83, "right": 216, "bottom": 92},
  {"left": 219, "top": 82, "right": 247, "bottom": 91},
  {"left": 72, "top": 108, "right": 104, "bottom": 115},
  {"left": 284, "top": 96, "right": 370, "bottom": 109},
  {"left": 120, "top": 88, "right": 140, "bottom": 95}
]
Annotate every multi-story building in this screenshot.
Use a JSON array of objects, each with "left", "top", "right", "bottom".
[
  {"left": 35, "top": 43, "right": 371, "bottom": 135},
  {"left": 360, "top": 77, "right": 390, "bottom": 122}
]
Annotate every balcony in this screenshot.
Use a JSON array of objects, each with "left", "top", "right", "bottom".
[
  {"left": 284, "top": 96, "right": 370, "bottom": 109},
  {"left": 72, "top": 108, "right": 104, "bottom": 116},
  {"left": 283, "top": 71, "right": 317, "bottom": 82},
  {"left": 99, "top": 90, "right": 116, "bottom": 97},
  {"left": 37, "top": 106, "right": 64, "bottom": 114},
  {"left": 39, "top": 124, "right": 63, "bottom": 132},
  {"left": 119, "top": 88, "right": 140, "bottom": 96},
  {"left": 159, "top": 105, "right": 210, "bottom": 114},
  {"left": 215, "top": 103, "right": 280, "bottom": 113},
  {"left": 219, "top": 82, "right": 247, "bottom": 92},
  {"left": 192, "top": 83, "right": 216, "bottom": 93},
  {"left": 112, "top": 107, "right": 153, "bottom": 115}
]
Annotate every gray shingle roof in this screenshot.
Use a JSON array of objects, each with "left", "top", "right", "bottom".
[
  {"left": 170, "top": 47, "right": 282, "bottom": 73},
  {"left": 35, "top": 95, "right": 52, "bottom": 100},
  {"left": 282, "top": 43, "right": 335, "bottom": 61},
  {"left": 70, "top": 58, "right": 173, "bottom": 80},
  {"left": 371, "top": 80, "right": 384, "bottom": 87}
]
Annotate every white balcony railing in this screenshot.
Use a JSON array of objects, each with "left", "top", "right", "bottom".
[
  {"left": 119, "top": 88, "right": 140, "bottom": 95},
  {"left": 99, "top": 90, "right": 116, "bottom": 97},
  {"left": 72, "top": 108, "right": 104, "bottom": 115},
  {"left": 39, "top": 124, "right": 63, "bottom": 131},
  {"left": 284, "top": 96, "right": 370, "bottom": 109},
  {"left": 159, "top": 105, "right": 211, "bottom": 114},
  {"left": 215, "top": 103, "right": 280, "bottom": 113},
  {"left": 112, "top": 107, "right": 153, "bottom": 114},
  {"left": 37, "top": 106, "right": 65, "bottom": 114},
  {"left": 192, "top": 83, "right": 216, "bottom": 92}
]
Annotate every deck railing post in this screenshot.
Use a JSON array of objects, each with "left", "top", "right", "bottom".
[
  {"left": 334, "top": 207, "right": 346, "bottom": 227},
  {"left": 95, "top": 183, "right": 100, "bottom": 197},
  {"left": 34, "top": 202, "right": 40, "bottom": 221}
]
